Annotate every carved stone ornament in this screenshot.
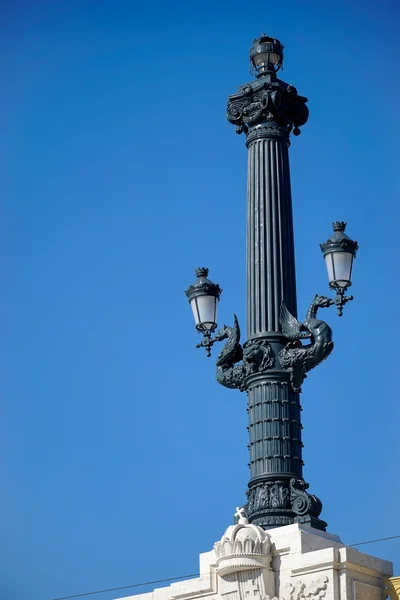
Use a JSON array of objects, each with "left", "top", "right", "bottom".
[
  {"left": 266, "top": 576, "right": 329, "bottom": 600},
  {"left": 226, "top": 76, "right": 309, "bottom": 136},
  {"left": 214, "top": 508, "right": 272, "bottom": 576},
  {"left": 214, "top": 315, "right": 274, "bottom": 391},
  {"left": 279, "top": 295, "right": 334, "bottom": 392}
]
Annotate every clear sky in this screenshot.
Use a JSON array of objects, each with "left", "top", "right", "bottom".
[{"left": 1, "top": 1, "right": 400, "bottom": 599}]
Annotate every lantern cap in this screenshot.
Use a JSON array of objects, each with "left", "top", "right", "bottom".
[
  {"left": 185, "top": 267, "right": 222, "bottom": 302},
  {"left": 320, "top": 221, "right": 359, "bottom": 257},
  {"left": 332, "top": 221, "right": 346, "bottom": 232},
  {"left": 195, "top": 266, "right": 209, "bottom": 278}
]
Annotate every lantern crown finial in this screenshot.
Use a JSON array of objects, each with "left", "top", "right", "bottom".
[
  {"left": 332, "top": 221, "right": 346, "bottom": 232},
  {"left": 195, "top": 267, "right": 209, "bottom": 278}
]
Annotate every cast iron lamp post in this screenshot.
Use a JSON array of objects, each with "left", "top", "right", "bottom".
[{"left": 185, "top": 34, "right": 358, "bottom": 531}]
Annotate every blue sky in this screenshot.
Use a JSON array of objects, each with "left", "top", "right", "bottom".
[{"left": 1, "top": 1, "right": 399, "bottom": 599}]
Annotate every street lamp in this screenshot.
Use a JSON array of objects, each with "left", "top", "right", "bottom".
[
  {"left": 249, "top": 33, "right": 284, "bottom": 77},
  {"left": 320, "top": 221, "right": 359, "bottom": 316},
  {"left": 185, "top": 267, "right": 222, "bottom": 356},
  {"left": 185, "top": 35, "right": 359, "bottom": 531}
]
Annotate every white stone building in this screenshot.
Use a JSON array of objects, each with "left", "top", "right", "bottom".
[{"left": 115, "top": 509, "right": 394, "bottom": 600}]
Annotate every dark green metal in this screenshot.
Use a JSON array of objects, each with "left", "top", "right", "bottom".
[
  {"left": 320, "top": 222, "right": 358, "bottom": 316},
  {"left": 224, "top": 34, "right": 327, "bottom": 531},
  {"left": 185, "top": 268, "right": 222, "bottom": 356},
  {"left": 320, "top": 222, "right": 359, "bottom": 259},
  {"left": 249, "top": 33, "right": 284, "bottom": 78},
  {"left": 185, "top": 35, "right": 359, "bottom": 532},
  {"left": 184, "top": 267, "right": 222, "bottom": 311},
  {"left": 278, "top": 296, "right": 334, "bottom": 392},
  {"left": 213, "top": 315, "right": 274, "bottom": 391}
]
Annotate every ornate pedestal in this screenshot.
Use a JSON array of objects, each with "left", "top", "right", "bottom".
[{"left": 115, "top": 513, "right": 393, "bottom": 600}]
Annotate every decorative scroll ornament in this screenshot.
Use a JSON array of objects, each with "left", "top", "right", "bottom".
[
  {"left": 279, "top": 295, "right": 334, "bottom": 392},
  {"left": 290, "top": 478, "right": 323, "bottom": 520},
  {"left": 226, "top": 77, "right": 309, "bottom": 136},
  {"left": 214, "top": 315, "right": 274, "bottom": 390},
  {"left": 266, "top": 576, "right": 329, "bottom": 600}
]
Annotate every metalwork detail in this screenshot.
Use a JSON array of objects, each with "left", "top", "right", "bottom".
[
  {"left": 245, "top": 477, "right": 326, "bottom": 531},
  {"left": 330, "top": 290, "right": 353, "bottom": 317},
  {"left": 279, "top": 295, "right": 334, "bottom": 392},
  {"left": 227, "top": 76, "right": 309, "bottom": 136},
  {"left": 214, "top": 315, "right": 274, "bottom": 391},
  {"left": 247, "top": 381, "right": 303, "bottom": 478},
  {"left": 243, "top": 338, "right": 275, "bottom": 374},
  {"left": 245, "top": 124, "right": 290, "bottom": 145},
  {"left": 290, "top": 478, "right": 323, "bottom": 519},
  {"left": 247, "top": 480, "right": 291, "bottom": 513},
  {"left": 320, "top": 221, "right": 359, "bottom": 256},
  {"left": 185, "top": 267, "right": 222, "bottom": 307},
  {"left": 196, "top": 331, "right": 216, "bottom": 358}
]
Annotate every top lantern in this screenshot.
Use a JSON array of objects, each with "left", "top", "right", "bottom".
[{"left": 249, "top": 34, "right": 284, "bottom": 77}]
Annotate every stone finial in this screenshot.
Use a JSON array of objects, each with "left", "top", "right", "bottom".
[{"left": 235, "top": 506, "right": 249, "bottom": 525}]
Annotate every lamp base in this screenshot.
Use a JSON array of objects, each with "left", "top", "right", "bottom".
[{"left": 246, "top": 476, "right": 327, "bottom": 532}]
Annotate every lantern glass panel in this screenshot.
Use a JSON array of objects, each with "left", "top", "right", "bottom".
[
  {"left": 190, "top": 295, "right": 218, "bottom": 332},
  {"left": 253, "top": 51, "right": 269, "bottom": 66},
  {"left": 325, "top": 251, "right": 354, "bottom": 288},
  {"left": 253, "top": 51, "right": 280, "bottom": 67}
]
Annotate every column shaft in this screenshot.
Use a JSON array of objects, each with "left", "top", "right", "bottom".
[{"left": 246, "top": 136, "right": 297, "bottom": 336}]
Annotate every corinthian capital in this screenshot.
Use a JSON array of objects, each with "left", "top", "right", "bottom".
[
  {"left": 227, "top": 77, "right": 309, "bottom": 136},
  {"left": 226, "top": 34, "right": 309, "bottom": 136}
]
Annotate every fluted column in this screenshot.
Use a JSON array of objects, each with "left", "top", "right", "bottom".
[{"left": 246, "top": 130, "right": 297, "bottom": 336}]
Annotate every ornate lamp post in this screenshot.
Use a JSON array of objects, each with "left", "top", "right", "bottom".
[{"left": 185, "top": 34, "right": 358, "bottom": 531}]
